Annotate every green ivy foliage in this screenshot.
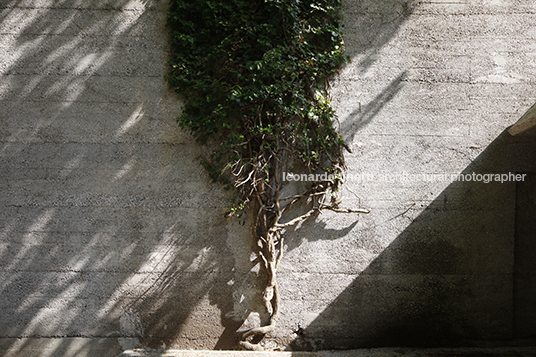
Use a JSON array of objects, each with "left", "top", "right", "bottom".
[{"left": 167, "top": 0, "right": 348, "bottom": 195}]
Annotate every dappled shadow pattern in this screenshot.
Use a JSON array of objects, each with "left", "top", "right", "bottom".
[{"left": 0, "top": 0, "right": 251, "bottom": 354}]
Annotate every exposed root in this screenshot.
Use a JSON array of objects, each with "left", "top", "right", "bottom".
[
  {"left": 238, "top": 229, "right": 282, "bottom": 351},
  {"left": 238, "top": 281, "right": 280, "bottom": 350}
]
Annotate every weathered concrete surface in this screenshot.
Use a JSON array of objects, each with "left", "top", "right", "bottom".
[
  {"left": 1, "top": 0, "right": 536, "bottom": 355},
  {"left": 0, "top": 0, "right": 255, "bottom": 354}
]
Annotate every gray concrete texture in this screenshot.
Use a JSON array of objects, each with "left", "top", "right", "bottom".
[{"left": 1, "top": 0, "right": 536, "bottom": 356}]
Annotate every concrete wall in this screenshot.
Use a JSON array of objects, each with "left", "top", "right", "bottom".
[
  {"left": 0, "top": 0, "right": 249, "bottom": 354},
  {"left": 0, "top": 0, "right": 535, "bottom": 355}
]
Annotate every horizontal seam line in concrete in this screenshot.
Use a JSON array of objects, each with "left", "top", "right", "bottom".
[
  {"left": 0, "top": 140, "right": 191, "bottom": 144},
  {"left": 0, "top": 32, "right": 164, "bottom": 38},
  {"left": 0, "top": 270, "right": 222, "bottom": 274},
  {"left": 0, "top": 336, "right": 129, "bottom": 338},
  {"left": 361, "top": 134, "right": 469, "bottom": 137},
  {"left": 0, "top": 44, "right": 167, "bottom": 49},
  {"left": 1, "top": 243, "right": 210, "bottom": 247},
  {"left": 0, "top": 6, "right": 161, "bottom": 11},
  {"left": 0, "top": 231, "right": 196, "bottom": 235},
  {"left": 0, "top": 73, "right": 164, "bottom": 78},
  {"left": 411, "top": 11, "right": 536, "bottom": 16},
  {"left": 0, "top": 202, "right": 219, "bottom": 207},
  {"left": 0, "top": 99, "right": 170, "bottom": 104},
  {"left": 0, "top": 141, "right": 190, "bottom": 145},
  {"left": 117, "top": 347, "right": 536, "bottom": 356},
  {"left": 0, "top": 334, "right": 137, "bottom": 339},
  {"left": 0, "top": 205, "right": 505, "bottom": 211}
]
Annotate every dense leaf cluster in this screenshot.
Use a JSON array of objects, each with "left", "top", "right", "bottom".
[{"left": 167, "top": 0, "right": 348, "bottom": 193}]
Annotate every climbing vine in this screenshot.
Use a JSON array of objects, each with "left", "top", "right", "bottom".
[{"left": 167, "top": 0, "right": 366, "bottom": 350}]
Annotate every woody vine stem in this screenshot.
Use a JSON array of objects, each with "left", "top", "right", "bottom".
[
  {"left": 235, "top": 153, "right": 367, "bottom": 350},
  {"left": 167, "top": 0, "right": 368, "bottom": 350}
]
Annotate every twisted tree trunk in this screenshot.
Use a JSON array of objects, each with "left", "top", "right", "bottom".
[{"left": 238, "top": 227, "right": 283, "bottom": 350}]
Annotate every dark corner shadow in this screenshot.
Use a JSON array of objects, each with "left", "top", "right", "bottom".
[{"left": 290, "top": 131, "right": 536, "bottom": 350}]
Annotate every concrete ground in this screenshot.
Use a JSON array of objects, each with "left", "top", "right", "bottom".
[
  {"left": 119, "top": 347, "right": 536, "bottom": 357},
  {"left": 3, "top": 337, "right": 536, "bottom": 356}
]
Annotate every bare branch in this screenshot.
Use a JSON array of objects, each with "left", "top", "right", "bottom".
[
  {"left": 279, "top": 190, "right": 328, "bottom": 202},
  {"left": 274, "top": 208, "right": 317, "bottom": 229},
  {"left": 324, "top": 206, "right": 370, "bottom": 214},
  {"left": 275, "top": 235, "right": 284, "bottom": 270}
]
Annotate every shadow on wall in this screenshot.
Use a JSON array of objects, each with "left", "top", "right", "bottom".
[
  {"left": 335, "top": 0, "right": 415, "bottom": 138},
  {"left": 0, "top": 0, "right": 245, "bottom": 355},
  {"left": 0, "top": 0, "right": 418, "bottom": 355},
  {"left": 342, "top": 0, "right": 414, "bottom": 70},
  {"left": 290, "top": 132, "right": 536, "bottom": 350},
  {"left": 340, "top": 71, "right": 406, "bottom": 143}
]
